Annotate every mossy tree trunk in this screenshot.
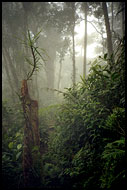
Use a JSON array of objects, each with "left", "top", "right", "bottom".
[
  {"left": 21, "top": 80, "right": 40, "bottom": 188},
  {"left": 102, "top": 2, "right": 113, "bottom": 57},
  {"left": 72, "top": 2, "right": 76, "bottom": 86},
  {"left": 83, "top": 2, "right": 87, "bottom": 78}
]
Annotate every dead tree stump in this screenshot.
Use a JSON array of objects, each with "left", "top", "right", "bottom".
[{"left": 21, "top": 80, "right": 40, "bottom": 187}]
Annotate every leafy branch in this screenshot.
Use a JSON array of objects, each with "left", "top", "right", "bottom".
[
  {"left": 44, "top": 87, "right": 80, "bottom": 105},
  {"left": 17, "top": 29, "right": 49, "bottom": 81}
]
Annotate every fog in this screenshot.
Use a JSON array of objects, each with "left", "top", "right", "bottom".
[
  {"left": 2, "top": 2, "right": 125, "bottom": 189},
  {"left": 2, "top": 2, "right": 124, "bottom": 107}
]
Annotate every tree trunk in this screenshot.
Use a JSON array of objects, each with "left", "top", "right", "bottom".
[
  {"left": 22, "top": 2, "right": 29, "bottom": 56},
  {"left": 102, "top": 2, "right": 113, "bottom": 57},
  {"left": 46, "top": 60, "right": 55, "bottom": 90},
  {"left": 111, "top": 2, "right": 113, "bottom": 33},
  {"left": 3, "top": 47, "right": 19, "bottom": 90},
  {"left": 83, "top": 2, "right": 87, "bottom": 78},
  {"left": 45, "top": 44, "right": 56, "bottom": 104},
  {"left": 72, "top": 29, "right": 76, "bottom": 85},
  {"left": 22, "top": 2, "right": 29, "bottom": 79},
  {"left": 121, "top": 3, "right": 125, "bottom": 37},
  {"left": 72, "top": 3, "right": 76, "bottom": 86},
  {"left": 57, "top": 60, "right": 62, "bottom": 89},
  {"left": 102, "top": 34, "right": 105, "bottom": 54},
  {"left": 35, "top": 74, "right": 39, "bottom": 101},
  {"left": 21, "top": 80, "right": 40, "bottom": 188},
  {"left": 2, "top": 52, "right": 16, "bottom": 103}
]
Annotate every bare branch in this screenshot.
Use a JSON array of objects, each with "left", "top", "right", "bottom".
[{"left": 78, "top": 17, "right": 103, "bottom": 36}]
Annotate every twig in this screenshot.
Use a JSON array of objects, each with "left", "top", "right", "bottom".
[
  {"left": 26, "top": 45, "right": 36, "bottom": 80},
  {"left": 78, "top": 17, "right": 103, "bottom": 36}
]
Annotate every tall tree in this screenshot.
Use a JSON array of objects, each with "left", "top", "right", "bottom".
[
  {"left": 57, "top": 38, "right": 69, "bottom": 89},
  {"left": 59, "top": 2, "right": 79, "bottom": 86},
  {"left": 83, "top": 2, "right": 87, "bottom": 78},
  {"left": 32, "top": 2, "right": 71, "bottom": 101},
  {"left": 71, "top": 2, "right": 76, "bottom": 85},
  {"left": 111, "top": 2, "right": 114, "bottom": 33},
  {"left": 21, "top": 80, "right": 40, "bottom": 188},
  {"left": 2, "top": 53, "right": 16, "bottom": 102},
  {"left": 116, "top": 2, "right": 125, "bottom": 37},
  {"left": 102, "top": 2, "right": 113, "bottom": 57}
]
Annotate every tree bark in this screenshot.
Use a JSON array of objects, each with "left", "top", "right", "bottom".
[
  {"left": 2, "top": 52, "right": 16, "bottom": 102},
  {"left": 57, "top": 60, "right": 62, "bottom": 89},
  {"left": 121, "top": 2, "right": 125, "bottom": 37},
  {"left": 3, "top": 47, "right": 19, "bottom": 90},
  {"left": 45, "top": 43, "right": 56, "bottom": 103},
  {"left": 111, "top": 2, "right": 113, "bottom": 33},
  {"left": 83, "top": 2, "right": 87, "bottom": 78},
  {"left": 22, "top": 2, "right": 29, "bottom": 56},
  {"left": 21, "top": 80, "right": 40, "bottom": 188},
  {"left": 72, "top": 29, "right": 76, "bottom": 85},
  {"left": 72, "top": 2, "right": 76, "bottom": 86},
  {"left": 102, "top": 2, "right": 113, "bottom": 57},
  {"left": 35, "top": 74, "right": 39, "bottom": 101}
]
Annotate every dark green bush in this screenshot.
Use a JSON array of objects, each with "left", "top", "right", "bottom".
[
  {"left": 2, "top": 39, "right": 125, "bottom": 189},
  {"left": 42, "top": 38, "right": 125, "bottom": 189},
  {"left": 2, "top": 101, "right": 24, "bottom": 189}
]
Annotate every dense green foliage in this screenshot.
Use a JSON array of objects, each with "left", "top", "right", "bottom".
[
  {"left": 41, "top": 38, "right": 125, "bottom": 189},
  {"left": 2, "top": 39, "right": 125, "bottom": 189},
  {"left": 2, "top": 101, "right": 24, "bottom": 189}
]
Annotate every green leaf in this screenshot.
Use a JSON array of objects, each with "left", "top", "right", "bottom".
[
  {"left": 111, "top": 72, "right": 119, "bottom": 81},
  {"left": 17, "top": 144, "right": 22, "bottom": 150},
  {"left": 104, "top": 53, "right": 107, "bottom": 59},
  {"left": 28, "top": 30, "right": 33, "bottom": 46},
  {"left": 32, "top": 145, "right": 39, "bottom": 153},
  {"left": 25, "top": 57, "right": 33, "bottom": 66},
  {"left": 16, "top": 151, "right": 22, "bottom": 160},
  {"left": 15, "top": 132, "right": 20, "bottom": 137},
  {"left": 32, "top": 29, "right": 42, "bottom": 41},
  {"left": 8, "top": 142, "right": 14, "bottom": 149},
  {"left": 34, "top": 48, "right": 44, "bottom": 60}
]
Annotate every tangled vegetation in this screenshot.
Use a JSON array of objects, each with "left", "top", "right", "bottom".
[{"left": 2, "top": 38, "right": 125, "bottom": 189}]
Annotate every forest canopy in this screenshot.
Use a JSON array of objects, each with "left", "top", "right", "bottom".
[{"left": 2, "top": 2, "right": 125, "bottom": 190}]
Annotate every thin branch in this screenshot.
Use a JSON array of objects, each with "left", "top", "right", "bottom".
[
  {"left": 116, "top": 120, "right": 125, "bottom": 137},
  {"left": 44, "top": 87, "right": 80, "bottom": 105},
  {"left": 26, "top": 30, "right": 42, "bottom": 81},
  {"left": 78, "top": 17, "right": 103, "bottom": 36},
  {"left": 26, "top": 45, "right": 36, "bottom": 80},
  {"left": 88, "top": 20, "right": 103, "bottom": 36}
]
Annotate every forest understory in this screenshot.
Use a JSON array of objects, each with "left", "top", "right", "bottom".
[
  {"left": 2, "top": 38, "right": 125, "bottom": 189},
  {"left": 2, "top": 2, "right": 125, "bottom": 190}
]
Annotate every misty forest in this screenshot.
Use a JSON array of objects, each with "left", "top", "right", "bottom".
[{"left": 2, "top": 2, "right": 125, "bottom": 190}]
